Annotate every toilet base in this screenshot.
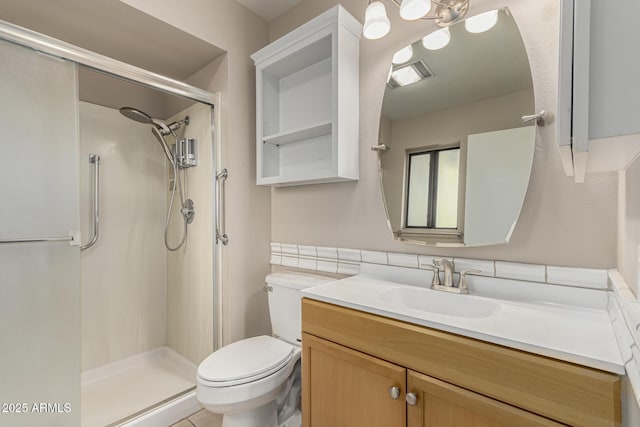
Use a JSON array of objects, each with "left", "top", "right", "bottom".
[
  {"left": 279, "top": 409, "right": 301, "bottom": 427},
  {"left": 221, "top": 402, "right": 277, "bottom": 427},
  {"left": 217, "top": 406, "right": 301, "bottom": 427}
]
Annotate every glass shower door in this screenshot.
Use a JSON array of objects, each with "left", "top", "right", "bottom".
[{"left": 0, "top": 39, "right": 80, "bottom": 427}]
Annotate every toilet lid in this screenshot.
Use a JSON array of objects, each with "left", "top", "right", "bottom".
[{"left": 198, "top": 335, "right": 294, "bottom": 385}]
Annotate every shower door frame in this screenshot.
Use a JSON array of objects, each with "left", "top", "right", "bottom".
[
  {"left": 0, "top": 15, "right": 223, "bottom": 375},
  {"left": 0, "top": 20, "right": 216, "bottom": 105}
]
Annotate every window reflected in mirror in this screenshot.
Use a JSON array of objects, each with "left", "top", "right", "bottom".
[{"left": 406, "top": 147, "right": 460, "bottom": 230}]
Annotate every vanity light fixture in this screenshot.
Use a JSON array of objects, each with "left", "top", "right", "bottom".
[
  {"left": 464, "top": 9, "right": 499, "bottom": 33},
  {"left": 392, "top": 44, "right": 414, "bottom": 64},
  {"left": 363, "top": 0, "right": 471, "bottom": 40},
  {"left": 400, "top": 0, "right": 432, "bottom": 20},
  {"left": 363, "top": 1, "right": 391, "bottom": 40},
  {"left": 422, "top": 27, "right": 451, "bottom": 50}
]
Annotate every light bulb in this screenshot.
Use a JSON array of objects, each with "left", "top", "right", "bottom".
[
  {"left": 400, "top": 0, "right": 431, "bottom": 21},
  {"left": 392, "top": 45, "right": 414, "bottom": 64},
  {"left": 363, "top": 1, "right": 391, "bottom": 40},
  {"left": 465, "top": 9, "right": 499, "bottom": 34},
  {"left": 422, "top": 27, "right": 450, "bottom": 50}
]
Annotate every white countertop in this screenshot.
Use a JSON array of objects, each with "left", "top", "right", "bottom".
[{"left": 302, "top": 274, "right": 624, "bottom": 374}]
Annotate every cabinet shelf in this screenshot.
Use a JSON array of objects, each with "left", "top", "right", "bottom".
[
  {"left": 263, "top": 121, "right": 332, "bottom": 146},
  {"left": 251, "top": 5, "right": 361, "bottom": 186}
]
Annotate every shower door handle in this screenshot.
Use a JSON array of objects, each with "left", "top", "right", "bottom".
[
  {"left": 216, "top": 168, "right": 229, "bottom": 245},
  {"left": 81, "top": 154, "right": 100, "bottom": 251}
]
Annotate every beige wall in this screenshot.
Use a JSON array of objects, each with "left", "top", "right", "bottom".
[
  {"left": 121, "top": 0, "right": 273, "bottom": 345},
  {"left": 166, "top": 103, "right": 216, "bottom": 364},
  {"left": 79, "top": 102, "right": 167, "bottom": 370},
  {"left": 270, "top": 0, "right": 618, "bottom": 268}
]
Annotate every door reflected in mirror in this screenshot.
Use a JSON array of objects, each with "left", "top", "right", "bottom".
[{"left": 377, "top": 7, "right": 536, "bottom": 247}]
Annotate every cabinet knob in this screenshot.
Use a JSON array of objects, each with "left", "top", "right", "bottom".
[
  {"left": 405, "top": 392, "right": 418, "bottom": 406},
  {"left": 388, "top": 386, "right": 400, "bottom": 400}
]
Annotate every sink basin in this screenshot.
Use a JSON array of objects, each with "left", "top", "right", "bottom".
[{"left": 380, "top": 286, "right": 498, "bottom": 318}]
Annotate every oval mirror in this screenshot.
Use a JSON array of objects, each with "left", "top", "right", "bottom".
[{"left": 377, "top": 7, "right": 536, "bottom": 247}]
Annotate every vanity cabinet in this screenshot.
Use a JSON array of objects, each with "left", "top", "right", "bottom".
[
  {"left": 302, "top": 333, "right": 406, "bottom": 426},
  {"left": 558, "top": 0, "right": 640, "bottom": 182},
  {"left": 302, "top": 298, "right": 621, "bottom": 427},
  {"left": 303, "top": 333, "right": 561, "bottom": 427},
  {"left": 250, "top": 5, "right": 361, "bottom": 186}
]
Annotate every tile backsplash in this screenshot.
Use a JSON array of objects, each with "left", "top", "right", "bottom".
[
  {"left": 609, "top": 271, "right": 640, "bottom": 409},
  {"left": 270, "top": 243, "right": 610, "bottom": 291},
  {"left": 271, "top": 242, "right": 640, "bottom": 410}
]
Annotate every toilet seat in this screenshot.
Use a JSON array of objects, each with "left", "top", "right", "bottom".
[{"left": 198, "top": 335, "right": 294, "bottom": 387}]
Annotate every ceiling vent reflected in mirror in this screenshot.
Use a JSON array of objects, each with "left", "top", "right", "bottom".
[{"left": 387, "top": 60, "right": 433, "bottom": 88}]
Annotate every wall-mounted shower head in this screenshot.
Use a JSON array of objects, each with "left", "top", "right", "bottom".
[
  {"left": 119, "top": 106, "right": 175, "bottom": 165},
  {"left": 119, "top": 107, "right": 152, "bottom": 124},
  {"left": 119, "top": 106, "right": 173, "bottom": 135}
]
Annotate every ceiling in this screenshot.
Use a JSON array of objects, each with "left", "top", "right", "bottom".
[
  {"left": 0, "top": 0, "right": 225, "bottom": 80},
  {"left": 235, "top": 0, "right": 302, "bottom": 21}
]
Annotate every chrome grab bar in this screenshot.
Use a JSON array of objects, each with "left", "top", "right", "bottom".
[
  {"left": 215, "top": 168, "right": 228, "bottom": 245},
  {"left": 81, "top": 154, "right": 100, "bottom": 251},
  {"left": 1, "top": 154, "right": 101, "bottom": 248}
]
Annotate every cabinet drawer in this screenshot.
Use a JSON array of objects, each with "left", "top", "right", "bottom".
[{"left": 302, "top": 298, "right": 620, "bottom": 426}]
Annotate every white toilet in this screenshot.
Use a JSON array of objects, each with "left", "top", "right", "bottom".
[{"left": 196, "top": 271, "right": 333, "bottom": 427}]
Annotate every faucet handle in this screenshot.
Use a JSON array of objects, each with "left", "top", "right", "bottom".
[
  {"left": 426, "top": 264, "right": 441, "bottom": 286},
  {"left": 458, "top": 269, "right": 481, "bottom": 292}
]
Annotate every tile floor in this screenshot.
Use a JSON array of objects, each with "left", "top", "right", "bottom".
[{"left": 170, "top": 409, "right": 222, "bottom": 427}]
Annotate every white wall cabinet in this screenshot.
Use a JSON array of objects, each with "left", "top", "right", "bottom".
[
  {"left": 251, "top": 5, "right": 361, "bottom": 186},
  {"left": 559, "top": 0, "right": 640, "bottom": 182}
]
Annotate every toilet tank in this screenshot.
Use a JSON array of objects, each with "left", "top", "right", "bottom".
[{"left": 266, "top": 271, "right": 334, "bottom": 345}]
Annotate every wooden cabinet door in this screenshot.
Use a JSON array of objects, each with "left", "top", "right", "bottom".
[
  {"left": 302, "top": 333, "right": 406, "bottom": 427},
  {"left": 406, "top": 370, "right": 565, "bottom": 427}
]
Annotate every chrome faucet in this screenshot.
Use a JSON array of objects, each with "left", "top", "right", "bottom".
[
  {"left": 430, "top": 258, "right": 480, "bottom": 294},
  {"left": 435, "top": 259, "right": 454, "bottom": 287}
]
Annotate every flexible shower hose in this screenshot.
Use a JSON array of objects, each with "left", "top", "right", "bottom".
[{"left": 165, "top": 156, "right": 189, "bottom": 252}]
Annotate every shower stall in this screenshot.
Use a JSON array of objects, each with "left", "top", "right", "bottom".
[{"left": 0, "top": 19, "right": 223, "bottom": 427}]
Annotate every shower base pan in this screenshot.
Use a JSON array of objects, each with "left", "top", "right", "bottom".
[{"left": 81, "top": 346, "right": 199, "bottom": 427}]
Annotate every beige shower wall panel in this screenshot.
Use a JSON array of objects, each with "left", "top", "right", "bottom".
[
  {"left": 80, "top": 102, "right": 167, "bottom": 371},
  {"left": 166, "top": 102, "right": 215, "bottom": 364}
]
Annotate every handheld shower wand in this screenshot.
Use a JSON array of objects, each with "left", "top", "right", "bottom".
[{"left": 119, "top": 106, "right": 194, "bottom": 251}]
